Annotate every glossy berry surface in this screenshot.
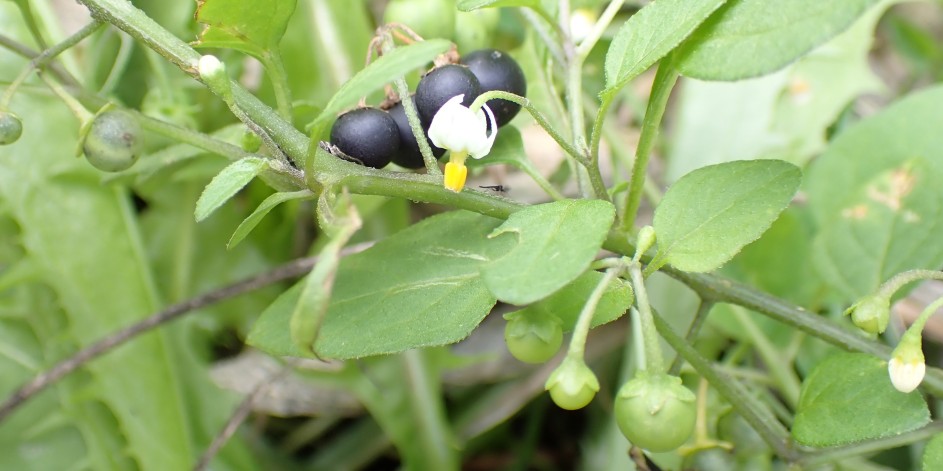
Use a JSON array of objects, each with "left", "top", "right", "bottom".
[
  {"left": 388, "top": 99, "right": 445, "bottom": 169},
  {"left": 330, "top": 108, "right": 400, "bottom": 169},
  {"left": 461, "top": 49, "right": 527, "bottom": 127},
  {"left": 83, "top": 109, "right": 142, "bottom": 172},
  {"left": 0, "top": 111, "right": 23, "bottom": 145},
  {"left": 415, "top": 64, "right": 481, "bottom": 124}
]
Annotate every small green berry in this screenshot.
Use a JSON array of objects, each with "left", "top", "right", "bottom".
[
  {"left": 83, "top": 109, "right": 142, "bottom": 172},
  {"left": 0, "top": 111, "right": 23, "bottom": 145},
  {"left": 504, "top": 310, "right": 563, "bottom": 364},
  {"left": 545, "top": 357, "right": 599, "bottom": 410},
  {"left": 614, "top": 372, "right": 696, "bottom": 452}
]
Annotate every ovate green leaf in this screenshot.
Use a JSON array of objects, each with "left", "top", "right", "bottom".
[
  {"left": 195, "top": 157, "right": 269, "bottom": 222},
  {"left": 676, "top": 0, "right": 882, "bottom": 80},
  {"left": 652, "top": 160, "right": 801, "bottom": 272},
  {"left": 793, "top": 352, "right": 929, "bottom": 447},
  {"left": 806, "top": 85, "right": 943, "bottom": 300},
  {"left": 480, "top": 199, "right": 615, "bottom": 305},
  {"left": 228, "top": 189, "right": 314, "bottom": 248},
  {"left": 603, "top": 0, "right": 727, "bottom": 96},
  {"left": 195, "top": 0, "right": 298, "bottom": 59},
  {"left": 506, "top": 270, "right": 633, "bottom": 332},
  {"left": 247, "top": 211, "right": 515, "bottom": 359}
]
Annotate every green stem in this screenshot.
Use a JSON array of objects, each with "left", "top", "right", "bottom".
[
  {"left": 575, "top": 0, "right": 625, "bottom": 57},
  {"left": 77, "top": 0, "right": 309, "bottom": 164},
  {"left": 900, "top": 295, "right": 943, "bottom": 346},
  {"left": 800, "top": 421, "right": 943, "bottom": 466},
  {"left": 730, "top": 306, "right": 801, "bottom": 408},
  {"left": 569, "top": 267, "right": 622, "bottom": 359},
  {"left": 668, "top": 300, "right": 714, "bottom": 375},
  {"left": 470, "top": 90, "right": 608, "bottom": 200},
  {"left": 621, "top": 60, "right": 679, "bottom": 230},
  {"left": 12, "top": 0, "right": 48, "bottom": 49},
  {"left": 522, "top": 6, "right": 567, "bottom": 65},
  {"left": 38, "top": 73, "right": 92, "bottom": 121},
  {"left": 628, "top": 262, "right": 664, "bottom": 372},
  {"left": 393, "top": 77, "right": 440, "bottom": 175},
  {"left": 136, "top": 113, "right": 250, "bottom": 161},
  {"left": 383, "top": 36, "right": 440, "bottom": 176},
  {"left": 651, "top": 308, "right": 798, "bottom": 461},
  {"left": 878, "top": 269, "right": 943, "bottom": 299},
  {"left": 262, "top": 50, "right": 293, "bottom": 120},
  {"left": 1, "top": 20, "right": 103, "bottom": 109}
]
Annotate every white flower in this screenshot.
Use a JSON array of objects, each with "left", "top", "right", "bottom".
[
  {"left": 428, "top": 95, "right": 497, "bottom": 158},
  {"left": 427, "top": 95, "right": 498, "bottom": 192},
  {"left": 888, "top": 355, "right": 925, "bottom": 393},
  {"left": 198, "top": 55, "right": 224, "bottom": 80}
]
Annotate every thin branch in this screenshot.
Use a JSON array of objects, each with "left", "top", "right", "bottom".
[
  {"left": 0, "top": 243, "right": 373, "bottom": 424},
  {"left": 192, "top": 365, "right": 292, "bottom": 471}
]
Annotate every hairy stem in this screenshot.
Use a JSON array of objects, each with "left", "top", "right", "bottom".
[{"left": 622, "top": 60, "right": 678, "bottom": 229}]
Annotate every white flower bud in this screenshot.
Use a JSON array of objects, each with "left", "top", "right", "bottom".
[{"left": 888, "top": 354, "right": 925, "bottom": 393}]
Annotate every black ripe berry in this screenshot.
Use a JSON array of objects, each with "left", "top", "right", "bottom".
[
  {"left": 461, "top": 49, "right": 526, "bottom": 127},
  {"left": 388, "top": 98, "right": 445, "bottom": 169},
  {"left": 83, "top": 109, "right": 142, "bottom": 172},
  {"left": 330, "top": 108, "right": 399, "bottom": 169},
  {"left": 415, "top": 64, "right": 481, "bottom": 124}
]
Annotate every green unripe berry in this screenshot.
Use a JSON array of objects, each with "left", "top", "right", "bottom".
[
  {"left": 614, "top": 372, "right": 696, "bottom": 452},
  {"left": 504, "top": 310, "right": 563, "bottom": 364},
  {"left": 545, "top": 357, "right": 599, "bottom": 410},
  {"left": 82, "top": 109, "right": 142, "bottom": 172},
  {"left": 847, "top": 294, "right": 890, "bottom": 334},
  {"left": 0, "top": 111, "right": 23, "bottom": 145}
]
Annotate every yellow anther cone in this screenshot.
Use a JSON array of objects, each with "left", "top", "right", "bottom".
[{"left": 444, "top": 161, "right": 468, "bottom": 192}]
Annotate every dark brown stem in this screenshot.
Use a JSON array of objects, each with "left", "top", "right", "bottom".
[
  {"left": 0, "top": 243, "right": 372, "bottom": 424},
  {"left": 192, "top": 365, "right": 291, "bottom": 471}
]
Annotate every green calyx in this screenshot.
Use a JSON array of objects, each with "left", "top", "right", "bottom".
[
  {"left": 545, "top": 356, "right": 599, "bottom": 410},
  {"left": 846, "top": 294, "right": 890, "bottom": 335},
  {"left": 614, "top": 372, "right": 696, "bottom": 452},
  {"left": 504, "top": 310, "right": 563, "bottom": 364}
]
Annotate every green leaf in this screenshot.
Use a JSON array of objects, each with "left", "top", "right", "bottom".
[
  {"left": 480, "top": 199, "right": 615, "bottom": 305},
  {"left": 309, "top": 39, "right": 451, "bottom": 138},
  {"left": 806, "top": 85, "right": 943, "bottom": 300},
  {"left": 247, "top": 211, "right": 516, "bottom": 359},
  {"left": 923, "top": 434, "right": 943, "bottom": 471},
  {"left": 228, "top": 189, "right": 314, "bottom": 249},
  {"left": 506, "top": 270, "right": 633, "bottom": 332},
  {"left": 793, "top": 352, "right": 929, "bottom": 447},
  {"left": 0, "top": 94, "right": 203, "bottom": 470},
  {"left": 652, "top": 160, "right": 801, "bottom": 273},
  {"left": 457, "top": 0, "right": 539, "bottom": 11},
  {"left": 676, "top": 0, "right": 882, "bottom": 80},
  {"left": 194, "top": 157, "right": 269, "bottom": 222},
  {"left": 667, "top": 0, "right": 885, "bottom": 181},
  {"left": 602, "top": 0, "right": 727, "bottom": 96},
  {"left": 195, "top": 0, "right": 299, "bottom": 60}
]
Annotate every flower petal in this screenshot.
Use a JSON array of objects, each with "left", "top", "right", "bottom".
[
  {"left": 889, "top": 356, "right": 926, "bottom": 393},
  {"left": 469, "top": 104, "right": 498, "bottom": 159}
]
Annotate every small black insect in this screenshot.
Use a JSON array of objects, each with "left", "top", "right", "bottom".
[{"left": 479, "top": 184, "right": 509, "bottom": 192}]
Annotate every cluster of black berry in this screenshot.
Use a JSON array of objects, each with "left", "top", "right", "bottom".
[{"left": 330, "top": 49, "right": 526, "bottom": 169}]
